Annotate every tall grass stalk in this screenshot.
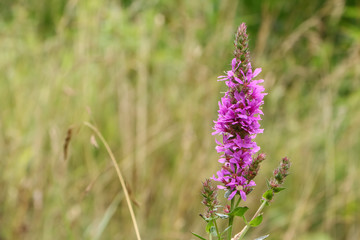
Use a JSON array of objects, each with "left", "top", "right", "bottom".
[{"left": 84, "top": 122, "right": 141, "bottom": 240}]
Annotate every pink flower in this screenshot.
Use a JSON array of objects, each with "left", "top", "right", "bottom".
[{"left": 212, "top": 23, "right": 267, "bottom": 201}]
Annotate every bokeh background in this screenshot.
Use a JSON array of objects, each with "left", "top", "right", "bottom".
[{"left": 1, "top": 0, "right": 360, "bottom": 239}]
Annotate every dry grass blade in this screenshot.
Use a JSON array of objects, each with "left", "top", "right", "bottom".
[
  {"left": 63, "top": 127, "right": 73, "bottom": 161},
  {"left": 84, "top": 122, "right": 142, "bottom": 240}
]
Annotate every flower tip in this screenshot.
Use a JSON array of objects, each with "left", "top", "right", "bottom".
[
  {"left": 257, "top": 153, "right": 266, "bottom": 161},
  {"left": 239, "top": 22, "right": 247, "bottom": 31}
]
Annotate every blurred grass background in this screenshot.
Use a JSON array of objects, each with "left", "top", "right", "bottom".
[{"left": 1, "top": 0, "right": 360, "bottom": 239}]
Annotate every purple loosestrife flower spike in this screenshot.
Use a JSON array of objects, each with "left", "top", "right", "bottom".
[{"left": 212, "top": 23, "right": 267, "bottom": 201}]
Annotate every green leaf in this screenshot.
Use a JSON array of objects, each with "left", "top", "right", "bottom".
[
  {"left": 215, "top": 213, "right": 229, "bottom": 219},
  {"left": 249, "top": 215, "right": 263, "bottom": 227},
  {"left": 221, "top": 226, "right": 232, "bottom": 236},
  {"left": 273, "top": 187, "right": 286, "bottom": 193},
  {"left": 242, "top": 215, "right": 248, "bottom": 224},
  {"left": 203, "top": 216, "right": 216, "bottom": 222},
  {"left": 262, "top": 190, "right": 273, "bottom": 201},
  {"left": 254, "top": 234, "right": 270, "bottom": 240},
  {"left": 191, "top": 232, "right": 207, "bottom": 240},
  {"left": 205, "top": 220, "right": 214, "bottom": 233},
  {"left": 209, "top": 226, "right": 217, "bottom": 236},
  {"left": 229, "top": 206, "right": 249, "bottom": 217},
  {"left": 266, "top": 179, "right": 270, "bottom": 188},
  {"left": 261, "top": 199, "right": 270, "bottom": 206}
]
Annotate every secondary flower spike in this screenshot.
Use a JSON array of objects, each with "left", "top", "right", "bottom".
[{"left": 212, "top": 23, "right": 267, "bottom": 201}]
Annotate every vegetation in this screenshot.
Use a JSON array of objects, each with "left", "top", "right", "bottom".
[{"left": 0, "top": 0, "right": 359, "bottom": 239}]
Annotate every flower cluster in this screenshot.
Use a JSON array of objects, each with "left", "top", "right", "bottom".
[
  {"left": 201, "top": 179, "right": 220, "bottom": 218},
  {"left": 269, "top": 157, "right": 291, "bottom": 189},
  {"left": 243, "top": 153, "right": 266, "bottom": 183},
  {"left": 212, "top": 23, "right": 267, "bottom": 201}
]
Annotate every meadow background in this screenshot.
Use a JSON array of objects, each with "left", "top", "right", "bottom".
[{"left": 1, "top": 0, "right": 360, "bottom": 239}]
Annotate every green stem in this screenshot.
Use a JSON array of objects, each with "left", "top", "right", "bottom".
[
  {"left": 234, "top": 200, "right": 268, "bottom": 240},
  {"left": 214, "top": 220, "right": 221, "bottom": 240},
  {"left": 227, "top": 198, "right": 235, "bottom": 240},
  {"left": 235, "top": 196, "right": 241, "bottom": 208},
  {"left": 227, "top": 196, "right": 242, "bottom": 240}
]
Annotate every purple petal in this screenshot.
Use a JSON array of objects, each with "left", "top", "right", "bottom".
[
  {"left": 253, "top": 68, "right": 262, "bottom": 78},
  {"left": 239, "top": 190, "right": 247, "bottom": 201},
  {"left": 228, "top": 190, "right": 237, "bottom": 200}
]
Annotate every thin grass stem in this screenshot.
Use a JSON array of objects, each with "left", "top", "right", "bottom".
[{"left": 84, "top": 122, "right": 142, "bottom": 240}]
